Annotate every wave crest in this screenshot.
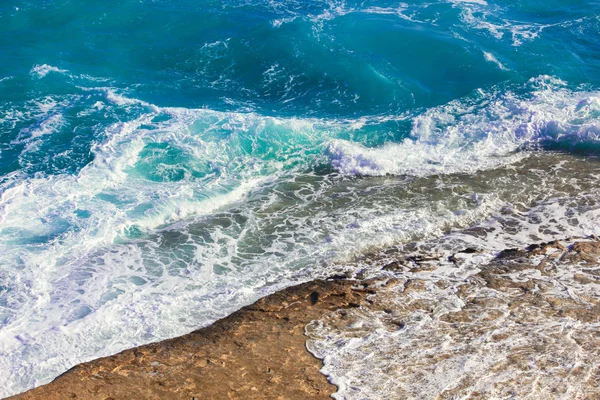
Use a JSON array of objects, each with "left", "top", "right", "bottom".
[{"left": 328, "top": 77, "right": 600, "bottom": 176}]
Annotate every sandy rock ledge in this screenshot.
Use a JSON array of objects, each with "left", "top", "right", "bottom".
[{"left": 11, "top": 280, "right": 367, "bottom": 400}]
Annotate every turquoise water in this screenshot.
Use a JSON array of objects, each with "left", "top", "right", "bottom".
[{"left": 1, "top": 0, "right": 600, "bottom": 396}]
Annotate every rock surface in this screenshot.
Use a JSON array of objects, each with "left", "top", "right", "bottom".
[{"left": 12, "top": 280, "right": 368, "bottom": 400}]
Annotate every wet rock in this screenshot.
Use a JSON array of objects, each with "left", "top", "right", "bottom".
[
  {"left": 307, "top": 238, "right": 600, "bottom": 399},
  {"left": 310, "top": 291, "right": 319, "bottom": 305}
]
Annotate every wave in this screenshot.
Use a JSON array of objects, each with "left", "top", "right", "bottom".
[
  {"left": 3, "top": 74, "right": 600, "bottom": 252},
  {"left": 328, "top": 76, "right": 600, "bottom": 176},
  {"left": 30, "top": 64, "right": 68, "bottom": 79},
  {"left": 4, "top": 73, "right": 600, "bottom": 246}
]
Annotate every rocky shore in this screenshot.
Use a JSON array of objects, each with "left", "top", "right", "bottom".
[
  {"left": 11, "top": 279, "right": 369, "bottom": 400},
  {"left": 11, "top": 237, "right": 600, "bottom": 399}
]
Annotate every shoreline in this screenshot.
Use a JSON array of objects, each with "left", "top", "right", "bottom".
[
  {"left": 10, "top": 235, "right": 600, "bottom": 399},
  {"left": 10, "top": 279, "right": 370, "bottom": 400}
]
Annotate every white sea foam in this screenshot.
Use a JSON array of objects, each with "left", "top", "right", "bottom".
[
  {"left": 483, "top": 50, "right": 508, "bottom": 70},
  {"left": 452, "top": 0, "right": 488, "bottom": 5},
  {"left": 0, "top": 96, "right": 80, "bottom": 164},
  {"left": 0, "top": 108, "right": 274, "bottom": 395},
  {"left": 451, "top": 0, "right": 581, "bottom": 47},
  {"left": 327, "top": 77, "right": 600, "bottom": 176},
  {"left": 271, "top": 16, "right": 297, "bottom": 27},
  {"left": 304, "top": 0, "right": 418, "bottom": 25},
  {"left": 24, "top": 113, "right": 65, "bottom": 139},
  {"left": 451, "top": 1, "right": 528, "bottom": 45},
  {"left": 78, "top": 86, "right": 158, "bottom": 110},
  {"left": 30, "top": 64, "right": 68, "bottom": 79},
  {"left": 0, "top": 88, "right": 337, "bottom": 394}
]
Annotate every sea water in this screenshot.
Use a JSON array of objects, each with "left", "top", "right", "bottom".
[{"left": 1, "top": 0, "right": 600, "bottom": 396}]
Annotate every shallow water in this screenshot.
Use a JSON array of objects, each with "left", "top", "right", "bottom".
[{"left": 1, "top": 0, "right": 600, "bottom": 396}]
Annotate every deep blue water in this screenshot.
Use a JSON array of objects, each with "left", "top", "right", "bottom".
[{"left": 1, "top": 0, "right": 600, "bottom": 396}]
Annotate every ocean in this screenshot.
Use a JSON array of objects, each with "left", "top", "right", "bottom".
[{"left": 1, "top": 0, "right": 600, "bottom": 397}]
